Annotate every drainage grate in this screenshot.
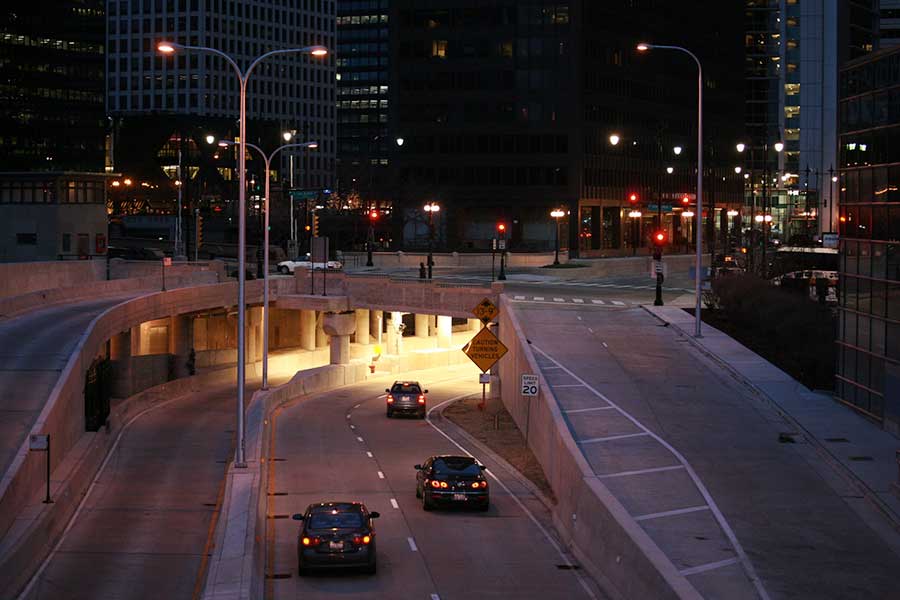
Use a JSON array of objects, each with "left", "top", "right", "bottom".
[
  {"left": 825, "top": 437, "right": 850, "bottom": 443},
  {"left": 849, "top": 456, "right": 874, "bottom": 461},
  {"left": 556, "top": 564, "right": 581, "bottom": 570},
  {"left": 268, "top": 514, "right": 290, "bottom": 519},
  {"left": 266, "top": 573, "right": 292, "bottom": 579}
]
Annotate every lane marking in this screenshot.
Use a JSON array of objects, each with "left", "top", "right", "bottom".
[
  {"left": 356, "top": 436, "right": 364, "bottom": 442},
  {"left": 576, "top": 316, "right": 582, "bottom": 321},
  {"left": 612, "top": 301, "right": 625, "bottom": 306},
  {"left": 573, "top": 298, "right": 584, "bottom": 304},
  {"left": 532, "top": 345, "right": 771, "bottom": 600},
  {"left": 345, "top": 414, "right": 351, "bottom": 419},
  {"left": 349, "top": 424, "right": 355, "bottom": 429},
  {"left": 407, "top": 537, "right": 418, "bottom": 552},
  {"left": 390, "top": 498, "right": 399, "bottom": 509},
  {"left": 553, "top": 298, "right": 565, "bottom": 302},
  {"left": 565, "top": 406, "right": 614, "bottom": 414},
  {"left": 366, "top": 451, "right": 373, "bottom": 458},
  {"left": 377, "top": 471, "right": 385, "bottom": 479},
  {"left": 426, "top": 396, "right": 597, "bottom": 599},
  {"left": 587, "top": 328, "right": 594, "bottom": 334},
  {"left": 580, "top": 432, "right": 650, "bottom": 444},
  {"left": 598, "top": 465, "right": 685, "bottom": 479},
  {"left": 602, "top": 342, "right": 608, "bottom": 348},
  {"left": 431, "top": 594, "right": 441, "bottom": 600},
  {"left": 354, "top": 404, "right": 361, "bottom": 409},
  {"left": 680, "top": 557, "right": 741, "bottom": 576},
  {"left": 534, "top": 296, "right": 544, "bottom": 301},
  {"left": 514, "top": 295, "right": 526, "bottom": 300},
  {"left": 634, "top": 505, "right": 710, "bottom": 522},
  {"left": 543, "top": 366, "right": 563, "bottom": 370},
  {"left": 591, "top": 300, "right": 604, "bottom": 305},
  {"left": 553, "top": 384, "right": 587, "bottom": 389}
]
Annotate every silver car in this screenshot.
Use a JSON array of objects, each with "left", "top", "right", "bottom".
[{"left": 385, "top": 381, "right": 428, "bottom": 419}]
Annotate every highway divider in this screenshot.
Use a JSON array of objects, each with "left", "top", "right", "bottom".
[{"left": 495, "top": 295, "right": 703, "bottom": 600}]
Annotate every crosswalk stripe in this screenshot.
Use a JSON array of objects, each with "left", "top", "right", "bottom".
[
  {"left": 592, "top": 299, "right": 604, "bottom": 304},
  {"left": 612, "top": 301, "right": 625, "bottom": 306},
  {"left": 553, "top": 298, "right": 565, "bottom": 302},
  {"left": 573, "top": 298, "right": 584, "bottom": 303},
  {"left": 534, "top": 296, "right": 544, "bottom": 301},
  {"left": 514, "top": 295, "right": 525, "bottom": 300}
]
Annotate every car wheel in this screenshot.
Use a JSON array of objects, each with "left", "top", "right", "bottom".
[
  {"left": 279, "top": 265, "right": 290, "bottom": 274},
  {"left": 386, "top": 410, "right": 393, "bottom": 418},
  {"left": 422, "top": 492, "right": 434, "bottom": 511},
  {"left": 478, "top": 501, "right": 490, "bottom": 512}
]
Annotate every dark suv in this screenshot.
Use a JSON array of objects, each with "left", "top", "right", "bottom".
[{"left": 386, "top": 381, "right": 428, "bottom": 419}]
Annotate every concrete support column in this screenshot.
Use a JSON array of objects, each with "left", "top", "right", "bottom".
[
  {"left": 110, "top": 329, "right": 132, "bottom": 398},
  {"left": 168, "top": 314, "right": 193, "bottom": 378},
  {"left": 315, "top": 312, "right": 328, "bottom": 348},
  {"left": 437, "top": 315, "right": 452, "bottom": 348},
  {"left": 415, "top": 313, "right": 430, "bottom": 338},
  {"left": 370, "top": 310, "right": 383, "bottom": 345},
  {"left": 355, "top": 309, "right": 370, "bottom": 345},
  {"left": 323, "top": 312, "right": 356, "bottom": 365},
  {"left": 246, "top": 307, "right": 263, "bottom": 363},
  {"left": 468, "top": 318, "right": 482, "bottom": 332},
  {"left": 429, "top": 314, "right": 437, "bottom": 336},
  {"left": 299, "top": 310, "right": 316, "bottom": 351}
]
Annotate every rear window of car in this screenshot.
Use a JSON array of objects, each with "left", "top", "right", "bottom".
[
  {"left": 308, "top": 510, "right": 364, "bottom": 529},
  {"left": 433, "top": 457, "right": 480, "bottom": 475},
  {"left": 391, "top": 383, "right": 421, "bottom": 394}
]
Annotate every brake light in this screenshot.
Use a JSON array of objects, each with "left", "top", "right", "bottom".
[
  {"left": 302, "top": 536, "right": 320, "bottom": 547},
  {"left": 429, "top": 480, "right": 448, "bottom": 489},
  {"left": 418, "top": 395, "right": 426, "bottom": 404},
  {"left": 479, "top": 481, "right": 488, "bottom": 488},
  {"left": 353, "top": 535, "right": 372, "bottom": 545},
  {"left": 471, "top": 482, "right": 480, "bottom": 489},
  {"left": 386, "top": 394, "right": 394, "bottom": 403}
]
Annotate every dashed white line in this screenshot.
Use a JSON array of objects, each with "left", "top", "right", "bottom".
[
  {"left": 407, "top": 537, "right": 418, "bottom": 552},
  {"left": 349, "top": 424, "right": 355, "bottom": 429},
  {"left": 553, "top": 297, "right": 565, "bottom": 302},
  {"left": 576, "top": 316, "right": 582, "bottom": 321},
  {"left": 514, "top": 295, "right": 526, "bottom": 300},
  {"left": 591, "top": 299, "right": 604, "bottom": 305},
  {"left": 573, "top": 298, "right": 584, "bottom": 303},
  {"left": 377, "top": 471, "right": 385, "bottom": 479},
  {"left": 366, "top": 451, "right": 373, "bottom": 458},
  {"left": 602, "top": 342, "right": 608, "bottom": 348},
  {"left": 353, "top": 404, "right": 361, "bottom": 409},
  {"left": 598, "top": 465, "right": 686, "bottom": 479},
  {"left": 345, "top": 414, "right": 351, "bottom": 419},
  {"left": 356, "top": 436, "right": 364, "bottom": 443},
  {"left": 390, "top": 498, "right": 399, "bottom": 509},
  {"left": 431, "top": 594, "right": 441, "bottom": 600},
  {"left": 612, "top": 301, "right": 625, "bottom": 306},
  {"left": 579, "top": 432, "right": 650, "bottom": 444},
  {"left": 534, "top": 296, "right": 544, "bottom": 301},
  {"left": 634, "top": 505, "right": 710, "bottom": 522}
]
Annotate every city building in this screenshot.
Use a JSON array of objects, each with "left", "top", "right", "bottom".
[
  {"left": 389, "top": 1, "right": 745, "bottom": 256},
  {"left": 881, "top": 0, "right": 900, "bottom": 47},
  {"left": 0, "top": 0, "right": 106, "bottom": 172},
  {"left": 105, "top": 0, "right": 337, "bottom": 249},
  {"left": 0, "top": 172, "right": 108, "bottom": 261},
  {"left": 835, "top": 44, "right": 900, "bottom": 433}
]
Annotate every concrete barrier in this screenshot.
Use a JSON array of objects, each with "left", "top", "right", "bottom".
[
  {"left": 343, "top": 250, "right": 568, "bottom": 268},
  {"left": 0, "top": 260, "right": 105, "bottom": 299},
  {"left": 496, "top": 295, "right": 702, "bottom": 600}
]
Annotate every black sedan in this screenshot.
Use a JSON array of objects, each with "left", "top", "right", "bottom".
[
  {"left": 415, "top": 455, "right": 490, "bottom": 511},
  {"left": 293, "top": 502, "right": 379, "bottom": 575}
]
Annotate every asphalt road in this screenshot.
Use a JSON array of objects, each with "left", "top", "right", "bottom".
[
  {"left": 0, "top": 295, "right": 139, "bottom": 477},
  {"left": 515, "top": 301, "right": 900, "bottom": 599},
  {"left": 265, "top": 365, "right": 601, "bottom": 600}
]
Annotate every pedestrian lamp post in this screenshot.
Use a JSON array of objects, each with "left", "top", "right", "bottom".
[
  {"left": 158, "top": 41, "right": 327, "bottom": 467},
  {"left": 424, "top": 202, "right": 439, "bottom": 279},
  {"left": 637, "top": 41, "right": 703, "bottom": 337},
  {"left": 550, "top": 209, "right": 565, "bottom": 264}
]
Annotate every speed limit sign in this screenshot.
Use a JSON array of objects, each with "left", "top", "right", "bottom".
[{"left": 521, "top": 374, "right": 539, "bottom": 396}]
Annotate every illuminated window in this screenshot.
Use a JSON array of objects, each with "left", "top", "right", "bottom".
[{"left": 432, "top": 40, "right": 447, "bottom": 58}]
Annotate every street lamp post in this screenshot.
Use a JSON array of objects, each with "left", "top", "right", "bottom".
[
  {"left": 158, "top": 41, "right": 327, "bottom": 467},
  {"left": 424, "top": 202, "right": 439, "bottom": 279},
  {"left": 761, "top": 141, "right": 784, "bottom": 279},
  {"left": 218, "top": 138, "right": 318, "bottom": 391},
  {"left": 637, "top": 42, "right": 704, "bottom": 337},
  {"left": 550, "top": 209, "right": 565, "bottom": 264}
]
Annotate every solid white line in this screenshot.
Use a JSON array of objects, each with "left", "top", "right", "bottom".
[
  {"left": 425, "top": 395, "right": 597, "bottom": 600},
  {"left": 407, "top": 537, "right": 418, "bottom": 552},
  {"left": 598, "top": 465, "right": 685, "bottom": 479},
  {"left": 680, "top": 557, "right": 741, "bottom": 576},
  {"left": 579, "top": 432, "right": 650, "bottom": 444},
  {"left": 533, "top": 296, "right": 544, "bottom": 301},
  {"left": 17, "top": 393, "right": 190, "bottom": 600},
  {"left": 390, "top": 498, "right": 399, "bottom": 509},
  {"left": 554, "top": 384, "right": 587, "bottom": 389},
  {"left": 634, "top": 505, "right": 710, "bottom": 522},
  {"left": 377, "top": 471, "right": 385, "bottom": 479},
  {"left": 356, "top": 436, "right": 364, "bottom": 442},
  {"left": 564, "top": 406, "right": 614, "bottom": 414},
  {"left": 543, "top": 366, "right": 563, "bottom": 370},
  {"left": 532, "top": 345, "right": 771, "bottom": 600},
  {"left": 366, "top": 451, "right": 373, "bottom": 458}
]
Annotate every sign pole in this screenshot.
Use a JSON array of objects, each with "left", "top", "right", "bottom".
[{"left": 43, "top": 435, "right": 52, "bottom": 504}]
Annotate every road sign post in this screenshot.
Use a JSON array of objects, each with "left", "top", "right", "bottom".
[
  {"left": 30, "top": 434, "right": 51, "bottom": 504},
  {"left": 521, "top": 374, "right": 539, "bottom": 445}
]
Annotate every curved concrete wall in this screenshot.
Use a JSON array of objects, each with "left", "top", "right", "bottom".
[
  {"left": 496, "top": 295, "right": 702, "bottom": 600},
  {"left": 343, "top": 250, "right": 568, "bottom": 268}
]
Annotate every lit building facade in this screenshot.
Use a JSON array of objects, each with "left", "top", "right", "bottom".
[
  {"left": 881, "top": 0, "right": 900, "bottom": 48},
  {"left": 836, "top": 45, "right": 900, "bottom": 433}
]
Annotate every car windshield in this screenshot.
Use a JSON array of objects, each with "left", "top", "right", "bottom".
[
  {"left": 391, "top": 383, "right": 421, "bottom": 394},
  {"left": 308, "top": 510, "right": 364, "bottom": 530},
  {"left": 433, "top": 457, "right": 480, "bottom": 475}
]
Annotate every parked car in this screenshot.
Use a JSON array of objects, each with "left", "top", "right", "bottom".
[
  {"left": 415, "top": 455, "right": 489, "bottom": 511},
  {"left": 278, "top": 254, "right": 342, "bottom": 274},
  {"left": 293, "top": 502, "right": 379, "bottom": 575},
  {"left": 386, "top": 381, "right": 428, "bottom": 418}
]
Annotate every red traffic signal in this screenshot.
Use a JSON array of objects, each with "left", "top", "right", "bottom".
[
  {"left": 497, "top": 223, "right": 507, "bottom": 233},
  {"left": 628, "top": 192, "right": 639, "bottom": 203},
  {"left": 369, "top": 209, "right": 379, "bottom": 220},
  {"left": 653, "top": 230, "right": 667, "bottom": 246},
  {"left": 681, "top": 195, "right": 690, "bottom": 204}
]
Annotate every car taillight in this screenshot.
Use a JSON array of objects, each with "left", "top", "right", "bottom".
[
  {"left": 302, "top": 536, "right": 320, "bottom": 547},
  {"left": 479, "top": 481, "right": 488, "bottom": 488},
  {"left": 386, "top": 395, "right": 394, "bottom": 403},
  {"left": 353, "top": 535, "right": 372, "bottom": 545},
  {"left": 418, "top": 395, "right": 426, "bottom": 404},
  {"left": 471, "top": 482, "right": 480, "bottom": 489},
  {"left": 429, "top": 480, "right": 448, "bottom": 489}
]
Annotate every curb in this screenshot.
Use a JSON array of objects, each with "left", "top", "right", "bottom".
[{"left": 642, "top": 305, "right": 900, "bottom": 533}]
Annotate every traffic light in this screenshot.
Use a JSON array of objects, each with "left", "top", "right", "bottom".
[
  {"left": 312, "top": 214, "right": 320, "bottom": 237},
  {"left": 369, "top": 209, "right": 379, "bottom": 220},
  {"left": 497, "top": 222, "right": 507, "bottom": 236},
  {"left": 653, "top": 230, "right": 667, "bottom": 245},
  {"left": 681, "top": 195, "right": 690, "bottom": 205},
  {"left": 628, "top": 192, "right": 639, "bottom": 204},
  {"left": 197, "top": 215, "right": 203, "bottom": 246}
]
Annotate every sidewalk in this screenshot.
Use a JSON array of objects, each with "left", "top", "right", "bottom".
[{"left": 645, "top": 306, "right": 900, "bottom": 534}]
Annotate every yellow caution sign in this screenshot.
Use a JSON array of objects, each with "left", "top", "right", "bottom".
[
  {"left": 462, "top": 327, "right": 508, "bottom": 372},
  {"left": 471, "top": 297, "right": 499, "bottom": 325}
]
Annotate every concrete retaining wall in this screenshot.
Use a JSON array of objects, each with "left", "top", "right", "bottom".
[
  {"left": 496, "top": 296, "right": 702, "bottom": 600},
  {"left": 0, "top": 260, "right": 105, "bottom": 299},
  {"left": 343, "top": 250, "right": 568, "bottom": 268}
]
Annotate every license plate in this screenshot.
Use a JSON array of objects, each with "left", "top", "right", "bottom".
[
  {"left": 329, "top": 541, "right": 343, "bottom": 550},
  {"left": 402, "top": 396, "right": 410, "bottom": 401},
  {"left": 452, "top": 493, "right": 467, "bottom": 501}
]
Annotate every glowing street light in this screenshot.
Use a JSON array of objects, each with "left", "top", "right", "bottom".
[
  {"left": 550, "top": 208, "right": 565, "bottom": 265},
  {"left": 673, "top": 146, "right": 683, "bottom": 155},
  {"left": 736, "top": 143, "right": 746, "bottom": 153},
  {"left": 609, "top": 134, "right": 621, "bottom": 146}
]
